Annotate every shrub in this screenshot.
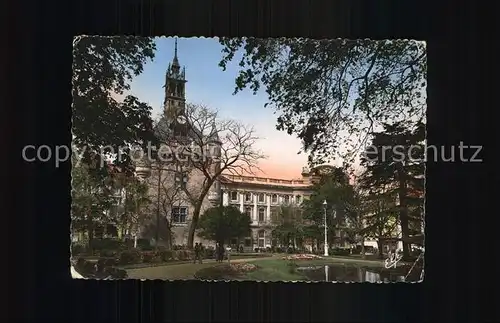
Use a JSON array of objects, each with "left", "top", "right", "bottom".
[
  {"left": 71, "top": 243, "right": 87, "bottom": 255},
  {"left": 74, "top": 257, "right": 128, "bottom": 279},
  {"left": 99, "top": 249, "right": 118, "bottom": 258},
  {"left": 172, "top": 244, "right": 187, "bottom": 250},
  {"left": 74, "top": 257, "right": 95, "bottom": 276},
  {"left": 157, "top": 249, "right": 174, "bottom": 262},
  {"left": 103, "top": 266, "right": 128, "bottom": 279},
  {"left": 330, "top": 248, "right": 350, "bottom": 256},
  {"left": 136, "top": 239, "right": 153, "bottom": 251},
  {"left": 142, "top": 251, "right": 162, "bottom": 263},
  {"left": 203, "top": 247, "right": 215, "bottom": 259},
  {"left": 173, "top": 249, "right": 193, "bottom": 261},
  {"left": 94, "top": 257, "right": 118, "bottom": 275},
  {"left": 90, "top": 238, "right": 124, "bottom": 251},
  {"left": 118, "top": 249, "right": 143, "bottom": 265}
]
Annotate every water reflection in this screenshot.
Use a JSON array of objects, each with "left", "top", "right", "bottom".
[{"left": 298, "top": 264, "right": 417, "bottom": 282}]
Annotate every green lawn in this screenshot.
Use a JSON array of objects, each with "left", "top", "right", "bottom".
[
  {"left": 125, "top": 256, "right": 275, "bottom": 280},
  {"left": 123, "top": 254, "right": 396, "bottom": 281},
  {"left": 242, "top": 259, "right": 305, "bottom": 281}
]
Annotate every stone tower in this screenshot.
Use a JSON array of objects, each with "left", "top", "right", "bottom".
[
  {"left": 163, "top": 38, "right": 188, "bottom": 129},
  {"left": 207, "top": 120, "right": 222, "bottom": 206}
]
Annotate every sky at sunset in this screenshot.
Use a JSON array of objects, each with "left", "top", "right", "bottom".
[{"left": 120, "top": 37, "right": 316, "bottom": 179}]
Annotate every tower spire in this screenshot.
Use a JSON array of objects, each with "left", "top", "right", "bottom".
[
  {"left": 172, "top": 37, "right": 179, "bottom": 67},
  {"left": 174, "top": 37, "right": 178, "bottom": 58}
]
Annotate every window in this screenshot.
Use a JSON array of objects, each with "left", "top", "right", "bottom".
[
  {"left": 284, "top": 195, "right": 290, "bottom": 204},
  {"left": 175, "top": 173, "right": 188, "bottom": 188},
  {"left": 270, "top": 209, "right": 278, "bottom": 221},
  {"left": 271, "top": 194, "right": 278, "bottom": 204},
  {"left": 172, "top": 207, "right": 188, "bottom": 223},
  {"left": 257, "top": 231, "right": 265, "bottom": 247},
  {"left": 245, "top": 193, "right": 252, "bottom": 202},
  {"left": 230, "top": 191, "right": 238, "bottom": 201},
  {"left": 296, "top": 195, "right": 301, "bottom": 203},
  {"left": 258, "top": 193, "right": 265, "bottom": 203},
  {"left": 245, "top": 207, "right": 252, "bottom": 218},
  {"left": 258, "top": 208, "right": 265, "bottom": 222}
]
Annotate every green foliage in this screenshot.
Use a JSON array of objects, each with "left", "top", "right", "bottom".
[
  {"left": 142, "top": 251, "right": 163, "bottom": 263},
  {"left": 71, "top": 162, "right": 114, "bottom": 236},
  {"left": 219, "top": 38, "right": 426, "bottom": 165},
  {"left": 109, "top": 173, "right": 152, "bottom": 235},
  {"left": 197, "top": 206, "right": 251, "bottom": 244},
  {"left": 118, "top": 249, "right": 143, "bottom": 265},
  {"left": 271, "top": 205, "right": 306, "bottom": 246},
  {"left": 359, "top": 121, "right": 425, "bottom": 258},
  {"left": 302, "top": 166, "right": 355, "bottom": 239},
  {"left": 89, "top": 238, "right": 125, "bottom": 251},
  {"left": 72, "top": 36, "right": 157, "bottom": 173}
]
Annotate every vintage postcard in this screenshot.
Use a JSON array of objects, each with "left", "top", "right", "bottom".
[{"left": 71, "top": 36, "right": 426, "bottom": 282}]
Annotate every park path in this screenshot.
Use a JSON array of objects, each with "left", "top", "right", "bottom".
[{"left": 126, "top": 257, "right": 277, "bottom": 280}]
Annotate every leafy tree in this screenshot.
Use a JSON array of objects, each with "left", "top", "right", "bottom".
[
  {"left": 341, "top": 184, "right": 368, "bottom": 256},
  {"left": 71, "top": 159, "right": 114, "bottom": 254},
  {"left": 111, "top": 173, "right": 152, "bottom": 240},
  {"left": 270, "top": 205, "right": 306, "bottom": 248},
  {"left": 359, "top": 121, "right": 425, "bottom": 260},
  {"left": 357, "top": 187, "right": 400, "bottom": 259},
  {"left": 72, "top": 36, "right": 157, "bottom": 173},
  {"left": 302, "top": 166, "right": 355, "bottom": 248},
  {"left": 197, "top": 206, "right": 251, "bottom": 247},
  {"left": 153, "top": 103, "right": 265, "bottom": 248},
  {"left": 218, "top": 38, "right": 426, "bottom": 165}
]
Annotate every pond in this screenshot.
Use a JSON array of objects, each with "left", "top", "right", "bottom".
[{"left": 297, "top": 264, "right": 422, "bottom": 282}]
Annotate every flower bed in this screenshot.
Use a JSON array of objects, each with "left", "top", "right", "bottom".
[
  {"left": 72, "top": 257, "right": 128, "bottom": 279},
  {"left": 229, "top": 263, "right": 257, "bottom": 272},
  {"left": 282, "top": 254, "right": 324, "bottom": 260},
  {"left": 194, "top": 263, "right": 257, "bottom": 280}
]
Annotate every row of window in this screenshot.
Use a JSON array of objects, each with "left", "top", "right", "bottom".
[
  {"left": 243, "top": 206, "right": 274, "bottom": 222},
  {"left": 229, "top": 191, "right": 301, "bottom": 204},
  {"left": 230, "top": 231, "right": 269, "bottom": 247}
]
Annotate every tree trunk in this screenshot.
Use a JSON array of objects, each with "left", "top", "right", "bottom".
[
  {"left": 360, "top": 237, "right": 366, "bottom": 259},
  {"left": 397, "top": 170, "right": 412, "bottom": 260},
  {"left": 88, "top": 222, "right": 94, "bottom": 256},
  {"left": 186, "top": 203, "right": 202, "bottom": 249},
  {"left": 377, "top": 239, "right": 384, "bottom": 259}
]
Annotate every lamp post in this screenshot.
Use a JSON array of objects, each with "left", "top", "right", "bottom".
[
  {"left": 323, "top": 200, "right": 328, "bottom": 256},
  {"left": 155, "top": 167, "right": 162, "bottom": 246}
]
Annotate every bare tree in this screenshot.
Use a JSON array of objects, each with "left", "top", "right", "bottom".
[{"left": 155, "top": 103, "right": 266, "bottom": 248}]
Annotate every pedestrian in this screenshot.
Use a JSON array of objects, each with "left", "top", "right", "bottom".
[
  {"left": 194, "top": 242, "right": 200, "bottom": 264},
  {"left": 215, "top": 243, "right": 220, "bottom": 262},
  {"left": 218, "top": 243, "right": 225, "bottom": 262},
  {"left": 198, "top": 243, "right": 204, "bottom": 264},
  {"left": 226, "top": 245, "right": 231, "bottom": 263}
]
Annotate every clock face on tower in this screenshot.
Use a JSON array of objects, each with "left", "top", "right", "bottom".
[{"left": 176, "top": 115, "right": 187, "bottom": 125}]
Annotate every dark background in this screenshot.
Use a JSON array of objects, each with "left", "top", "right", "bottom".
[{"left": 4, "top": 0, "right": 488, "bottom": 321}]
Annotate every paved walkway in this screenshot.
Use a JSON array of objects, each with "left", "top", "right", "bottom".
[{"left": 126, "top": 257, "right": 276, "bottom": 280}]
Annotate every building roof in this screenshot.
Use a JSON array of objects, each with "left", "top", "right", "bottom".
[{"left": 220, "top": 173, "right": 313, "bottom": 191}]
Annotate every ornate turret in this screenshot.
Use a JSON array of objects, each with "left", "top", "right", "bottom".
[
  {"left": 163, "top": 37, "right": 187, "bottom": 120},
  {"left": 207, "top": 120, "right": 222, "bottom": 206}
]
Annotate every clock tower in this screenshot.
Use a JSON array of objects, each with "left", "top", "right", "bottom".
[{"left": 163, "top": 38, "right": 187, "bottom": 120}]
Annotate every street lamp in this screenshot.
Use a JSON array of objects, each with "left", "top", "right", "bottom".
[{"left": 323, "top": 200, "right": 328, "bottom": 256}]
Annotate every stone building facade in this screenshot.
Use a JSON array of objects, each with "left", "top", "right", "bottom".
[
  {"left": 219, "top": 169, "right": 316, "bottom": 250},
  {"left": 134, "top": 39, "right": 222, "bottom": 247}
]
